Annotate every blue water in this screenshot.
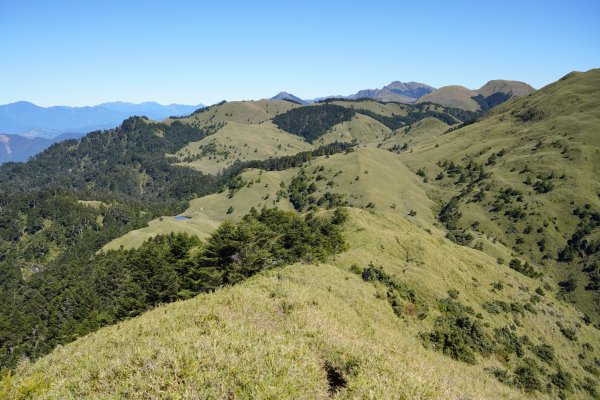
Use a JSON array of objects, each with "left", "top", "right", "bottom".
[{"left": 175, "top": 215, "right": 190, "bottom": 221}]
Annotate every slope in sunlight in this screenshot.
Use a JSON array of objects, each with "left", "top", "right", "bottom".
[
  {"left": 2, "top": 71, "right": 599, "bottom": 400},
  {"left": 8, "top": 209, "right": 600, "bottom": 399},
  {"left": 404, "top": 68, "right": 600, "bottom": 322}
]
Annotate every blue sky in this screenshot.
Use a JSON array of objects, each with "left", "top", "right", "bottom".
[{"left": 1, "top": 0, "right": 599, "bottom": 106}]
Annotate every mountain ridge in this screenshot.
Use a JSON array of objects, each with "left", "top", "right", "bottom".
[
  {"left": 348, "top": 80, "right": 435, "bottom": 103},
  {"left": 1, "top": 70, "right": 598, "bottom": 399}
]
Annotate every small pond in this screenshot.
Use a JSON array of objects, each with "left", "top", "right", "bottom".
[{"left": 175, "top": 215, "right": 190, "bottom": 221}]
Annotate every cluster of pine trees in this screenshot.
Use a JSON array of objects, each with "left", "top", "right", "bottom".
[{"left": 0, "top": 207, "right": 348, "bottom": 369}]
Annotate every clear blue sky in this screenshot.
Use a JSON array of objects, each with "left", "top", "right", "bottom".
[{"left": 1, "top": 0, "right": 599, "bottom": 106}]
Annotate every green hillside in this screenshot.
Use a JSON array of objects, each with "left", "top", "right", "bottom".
[
  {"left": 402, "top": 68, "right": 600, "bottom": 323},
  {"left": 478, "top": 80, "right": 536, "bottom": 98},
  {"left": 417, "top": 80, "right": 536, "bottom": 111},
  {"left": 1, "top": 71, "right": 600, "bottom": 399},
  {"left": 103, "top": 147, "right": 438, "bottom": 250},
  {"left": 169, "top": 99, "right": 298, "bottom": 127},
  {"left": 6, "top": 209, "right": 600, "bottom": 399}
]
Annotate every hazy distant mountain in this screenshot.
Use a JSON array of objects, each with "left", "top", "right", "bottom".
[
  {"left": 0, "top": 133, "right": 52, "bottom": 163},
  {"left": 0, "top": 101, "right": 203, "bottom": 163},
  {"left": 270, "top": 92, "right": 308, "bottom": 105},
  {"left": 0, "top": 101, "right": 204, "bottom": 138},
  {"left": 98, "top": 102, "right": 202, "bottom": 119},
  {"left": 348, "top": 81, "right": 435, "bottom": 103},
  {"left": 306, "top": 81, "right": 435, "bottom": 104},
  {"left": 0, "top": 130, "right": 92, "bottom": 164},
  {"left": 417, "top": 80, "right": 535, "bottom": 111}
]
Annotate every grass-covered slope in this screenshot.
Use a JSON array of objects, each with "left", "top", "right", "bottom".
[
  {"left": 0, "top": 207, "right": 347, "bottom": 375},
  {"left": 403, "top": 68, "right": 600, "bottom": 321},
  {"left": 3, "top": 265, "right": 517, "bottom": 399},
  {"left": 7, "top": 209, "right": 600, "bottom": 399},
  {"left": 3, "top": 72, "right": 599, "bottom": 399},
  {"left": 103, "top": 147, "right": 438, "bottom": 250},
  {"left": 172, "top": 121, "right": 313, "bottom": 174},
  {"left": 270, "top": 98, "right": 475, "bottom": 148},
  {"left": 169, "top": 99, "right": 298, "bottom": 128},
  {"left": 316, "top": 113, "right": 392, "bottom": 145},
  {"left": 379, "top": 117, "right": 450, "bottom": 151}
]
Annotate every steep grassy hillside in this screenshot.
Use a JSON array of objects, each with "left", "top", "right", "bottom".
[
  {"left": 160, "top": 98, "right": 472, "bottom": 179},
  {"left": 7, "top": 209, "right": 600, "bottom": 399},
  {"left": 403, "top": 69, "right": 600, "bottom": 322}
]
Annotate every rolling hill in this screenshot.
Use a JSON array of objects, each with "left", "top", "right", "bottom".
[
  {"left": 1, "top": 70, "right": 599, "bottom": 399},
  {"left": 103, "top": 146, "right": 439, "bottom": 251},
  {"left": 417, "top": 80, "right": 536, "bottom": 111},
  {"left": 172, "top": 121, "right": 313, "bottom": 175}
]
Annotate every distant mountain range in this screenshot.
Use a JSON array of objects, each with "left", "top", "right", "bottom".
[
  {"left": 348, "top": 81, "right": 435, "bottom": 102},
  {"left": 0, "top": 101, "right": 204, "bottom": 163},
  {"left": 270, "top": 82, "right": 435, "bottom": 104},
  {"left": 0, "top": 101, "right": 204, "bottom": 138},
  {"left": 0, "top": 134, "right": 51, "bottom": 164},
  {"left": 271, "top": 79, "right": 534, "bottom": 109}
]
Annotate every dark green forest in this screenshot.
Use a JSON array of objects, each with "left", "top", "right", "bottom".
[
  {"left": 273, "top": 100, "right": 479, "bottom": 138},
  {"left": 272, "top": 104, "right": 356, "bottom": 142}
]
